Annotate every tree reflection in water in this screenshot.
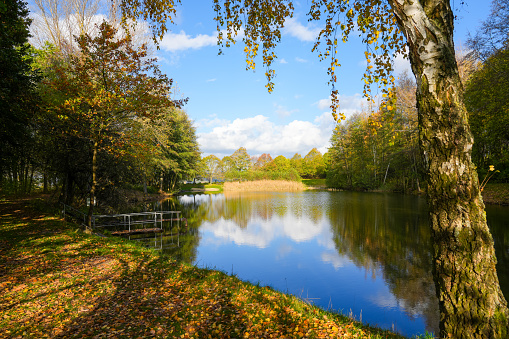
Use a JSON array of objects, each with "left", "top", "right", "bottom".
[{"left": 130, "top": 191, "right": 508, "bottom": 337}]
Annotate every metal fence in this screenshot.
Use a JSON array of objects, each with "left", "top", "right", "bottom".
[{"left": 60, "top": 203, "right": 182, "bottom": 235}]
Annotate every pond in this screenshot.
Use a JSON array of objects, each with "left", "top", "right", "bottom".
[{"left": 129, "top": 191, "right": 509, "bottom": 338}]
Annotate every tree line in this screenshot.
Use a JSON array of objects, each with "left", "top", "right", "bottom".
[
  {"left": 327, "top": 25, "right": 509, "bottom": 193},
  {"left": 201, "top": 147, "right": 327, "bottom": 183},
  {"left": 0, "top": 0, "right": 201, "bottom": 222},
  {"left": 327, "top": 71, "right": 422, "bottom": 192}
]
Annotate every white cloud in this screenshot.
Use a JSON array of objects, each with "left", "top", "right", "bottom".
[
  {"left": 199, "top": 205, "right": 331, "bottom": 248},
  {"left": 280, "top": 58, "right": 288, "bottom": 64},
  {"left": 314, "top": 111, "right": 335, "bottom": 129},
  {"left": 274, "top": 104, "right": 298, "bottom": 117},
  {"left": 283, "top": 17, "right": 320, "bottom": 42},
  {"left": 315, "top": 93, "right": 364, "bottom": 119},
  {"left": 201, "top": 219, "right": 276, "bottom": 248},
  {"left": 160, "top": 30, "right": 218, "bottom": 52},
  {"left": 394, "top": 53, "right": 412, "bottom": 76},
  {"left": 206, "top": 78, "right": 217, "bottom": 82},
  {"left": 160, "top": 28, "right": 245, "bottom": 52},
  {"left": 282, "top": 217, "right": 324, "bottom": 242},
  {"left": 367, "top": 290, "right": 399, "bottom": 309},
  {"left": 197, "top": 114, "right": 334, "bottom": 158},
  {"left": 195, "top": 116, "right": 231, "bottom": 130},
  {"left": 295, "top": 57, "right": 308, "bottom": 63},
  {"left": 321, "top": 251, "right": 351, "bottom": 269},
  {"left": 316, "top": 98, "right": 332, "bottom": 111}
]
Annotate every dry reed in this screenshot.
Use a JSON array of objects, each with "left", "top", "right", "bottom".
[{"left": 223, "top": 180, "right": 306, "bottom": 192}]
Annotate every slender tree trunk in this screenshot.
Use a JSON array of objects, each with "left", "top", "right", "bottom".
[
  {"left": 43, "top": 167, "right": 48, "bottom": 193},
  {"left": 23, "top": 161, "right": 29, "bottom": 193},
  {"left": 372, "top": 144, "right": 377, "bottom": 185},
  {"left": 170, "top": 173, "right": 177, "bottom": 191},
  {"left": 65, "top": 171, "right": 75, "bottom": 205},
  {"left": 28, "top": 165, "right": 34, "bottom": 194},
  {"left": 143, "top": 171, "right": 147, "bottom": 194},
  {"left": 12, "top": 164, "right": 18, "bottom": 192},
  {"left": 383, "top": 161, "right": 390, "bottom": 186},
  {"left": 87, "top": 141, "right": 98, "bottom": 229},
  {"left": 389, "top": 0, "right": 508, "bottom": 337}
]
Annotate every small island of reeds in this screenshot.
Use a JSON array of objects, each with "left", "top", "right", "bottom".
[{"left": 223, "top": 179, "right": 306, "bottom": 191}]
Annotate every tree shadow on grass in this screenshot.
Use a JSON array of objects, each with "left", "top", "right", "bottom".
[
  {"left": 50, "top": 256, "right": 251, "bottom": 338},
  {"left": 0, "top": 195, "right": 405, "bottom": 338}
]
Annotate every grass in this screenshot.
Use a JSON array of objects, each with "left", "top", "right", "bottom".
[
  {"left": 482, "top": 183, "right": 509, "bottom": 205},
  {"left": 180, "top": 179, "right": 330, "bottom": 193},
  {"left": 302, "top": 179, "right": 327, "bottom": 188},
  {"left": 0, "top": 193, "right": 417, "bottom": 338},
  {"left": 223, "top": 180, "right": 305, "bottom": 192},
  {"left": 180, "top": 183, "right": 223, "bottom": 193}
]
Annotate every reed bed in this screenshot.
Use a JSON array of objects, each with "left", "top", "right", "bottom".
[{"left": 223, "top": 179, "right": 306, "bottom": 192}]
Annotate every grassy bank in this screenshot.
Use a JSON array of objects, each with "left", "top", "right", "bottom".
[
  {"left": 302, "top": 179, "right": 327, "bottom": 189},
  {"left": 482, "top": 183, "right": 509, "bottom": 205},
  {"left": 0, "top": 194, "right": 410, "bottom": 338},
  {"left": 180, "top": 183, "right": 223, "bottom": 193},
  {"left": 223, "top": 180, "right": 306, "bottom": 192}
]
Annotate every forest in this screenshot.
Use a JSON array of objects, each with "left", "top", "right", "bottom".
[
  {"left": 326, "top": 41, "right": 509, "bottom": 192},
  {"left": 201, "top": 147, "right": 326, "bottom": 183},
  {"left": 1, "top": 2, "right": 202, "bottom": 215},
  {"left": 2, "top": 0, "right": 509, "bottom": 206},
  {"left": 2, "top": 0, "right": 509, "bottom": 203}
]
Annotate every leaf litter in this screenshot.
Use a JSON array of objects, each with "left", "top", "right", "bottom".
[{"left": 0, "top": 196, "right": 405, "bottom": 338}]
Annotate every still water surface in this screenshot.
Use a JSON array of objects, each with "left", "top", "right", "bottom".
[{"left": 132, "top": 191, "right": 509, "bottom": 337}]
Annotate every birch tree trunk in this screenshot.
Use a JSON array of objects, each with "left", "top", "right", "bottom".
[{"left": 388, "top": 0, "right": 508, "bottom": 337}]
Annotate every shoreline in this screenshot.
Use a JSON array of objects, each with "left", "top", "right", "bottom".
[
  {"left": 0, "top": 194, "right": 406, "bottom": 339},
  {"left": 173, "top": 181, "right": 509, "bottom": 205}
]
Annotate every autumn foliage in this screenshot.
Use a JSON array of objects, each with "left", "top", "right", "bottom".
[{"left": 0, "top": 196, "right": 403, "bottom": 338}]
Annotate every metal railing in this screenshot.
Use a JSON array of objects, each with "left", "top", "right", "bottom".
[
  {"left": 60, "top": 203, "right": 182, "bottom": 234},
  {"left": 93, "top": 211, "right": 181, "bottom": 233}
]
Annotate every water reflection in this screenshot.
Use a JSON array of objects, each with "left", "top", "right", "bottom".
[
  {"left": 130, "top": 191, "right": 508, "bottom": 338},
  {"left": 486, "top": 204, "right": 509, "bottom": 298}
]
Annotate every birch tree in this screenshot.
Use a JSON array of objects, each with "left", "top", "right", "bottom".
[{"left": 31, "top": 0, "right": 103, "bottom": 52}]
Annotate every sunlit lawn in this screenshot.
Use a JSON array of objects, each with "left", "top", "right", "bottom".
[
  {"left": 302, "top": 178, "right": 327, "bottom": 187},
  {"left": 180, "top": 183, "right": 223, "bottom": 192}
]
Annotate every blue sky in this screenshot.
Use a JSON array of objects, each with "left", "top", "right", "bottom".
[
  {"left": 152, "top": 1, "right": 490, "bottom": 159},
  {"left": 28, "top": 1, "right": 491, "bottom": 159}
]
